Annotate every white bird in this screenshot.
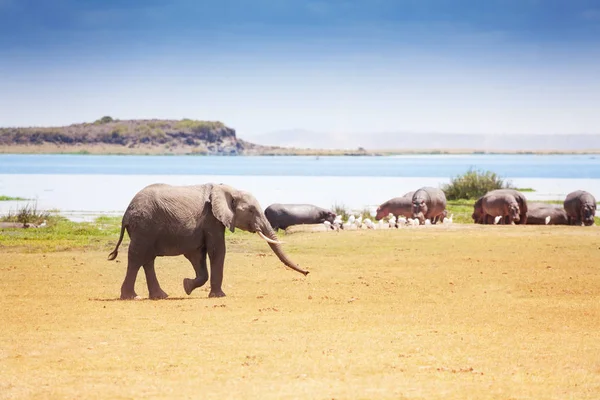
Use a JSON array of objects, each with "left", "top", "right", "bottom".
[
  {"left": 378, "top": 219, "right": 385, "bottom": 229},
  {"left": 38, "top": 220, "right": 47, "bottom": 228},
  {"left": 443, "top": 214, "right": 454, "bottom": 224},
  {"left": 355, "top": 215, "right": 363, "bottom": 228},
  {"left": 424, "top": 219, "right": 432, "bottom": 225},
  {"left": 323, "top": 220, "right": 333, "bottom": 230},
  {"left": 363, "top": 218, "right": 374, "bottom": 229},
  {"left": 494, "top": 215, "right": 502, "bottom": 225},
  {"left": 545, "top": 215, "right": 551, "bottom": 225},
  {"left": 388, "top": 215, "right": 397, "bottom": 228},
  {"left": 347, "top": 215, "right": 356, "bottom": 225},
  {"left": 397, "top": 217, "right": 407, "bottom": 226}
]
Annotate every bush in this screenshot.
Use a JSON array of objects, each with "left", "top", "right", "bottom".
[
  {"left": 1, "top": 201, "right": 51, "bottom": 226},
  {"left": 95, "top": 116, "right": 114, "bottom": 124},
  {"left": 442, "top": 169, "right": 513, "bottom": 200}
]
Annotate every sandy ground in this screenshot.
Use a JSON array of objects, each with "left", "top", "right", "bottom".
[{"left": 1, "top": 224, "right": 600, "bottom": 399}]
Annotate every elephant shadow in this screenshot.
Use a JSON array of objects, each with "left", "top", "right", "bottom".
[{"left": 88, "top": 296, "right": 205, "bottom": 302}]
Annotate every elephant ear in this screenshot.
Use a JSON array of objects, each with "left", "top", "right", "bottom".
[{"left": 209, "top": 184, "right": 237, "bottom": 233}]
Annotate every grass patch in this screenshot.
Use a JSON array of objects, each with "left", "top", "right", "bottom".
[
  {"left": 0, "top": 195, "right": 28, "bottom": 201},
  {"left": 516, "top": 187, "right": 536, "bottom": 192},
  {"left": 0, "top": 214, "right": 123, "bottom": 252}
]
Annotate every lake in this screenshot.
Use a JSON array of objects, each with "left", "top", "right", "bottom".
[{"left": 1, "top": 154, "right": 599, "bottom": 220}]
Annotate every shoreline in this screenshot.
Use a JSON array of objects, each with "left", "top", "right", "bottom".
[
  {"left": 2, "top": 175, "right": 599, "bottom": 221},
  {"left": 1, "top": 144, "right": 600, "bottom": 156}
]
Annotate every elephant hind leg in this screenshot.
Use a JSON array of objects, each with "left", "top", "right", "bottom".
[
  {"left": 143, "top": 258, "right": 168, "bottom": 300},
  {"left": 121, "top": 248, "right": 145, "bottom": 300},
  {"left": 183, "top": 247, "right": 209, "bottom": 295},
  {"left": 120, "top": 260, "right": 141, "bottom": 300}
]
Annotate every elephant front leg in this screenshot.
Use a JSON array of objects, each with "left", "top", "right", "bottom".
[
  {"left": 183, "top": 247, "right": 209, "bottom": 295},
  {"left": 207, "top": 236, "right": 227, "bottom": 298}
]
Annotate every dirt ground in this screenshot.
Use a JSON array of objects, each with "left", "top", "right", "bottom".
[{"left": 1, "top": 224, "right": 600, "bottom": 399}]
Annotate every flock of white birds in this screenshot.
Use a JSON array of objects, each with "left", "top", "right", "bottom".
[{"left": 323, "top": 213, "right": 454, "bottom": 231}]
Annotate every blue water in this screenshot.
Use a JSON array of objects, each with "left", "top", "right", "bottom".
[{"left": 0, "top": 154, "right": 599, "bottom": 178}]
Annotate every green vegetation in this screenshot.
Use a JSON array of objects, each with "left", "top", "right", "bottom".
[
  {"left": 0, "top": 212, "right": 123, "bottom": 252},
  {"left": 0, "top": 202, "right": 49, "bottom": 226},
  {"left": 0, "top": 195, "right": 28, "bottom": 201},
  {"left": 94, "top": 116, "right": 115, "bottom": 124},
  {"left": 516, "top": 188, "right": 536, "bottom": 192},
  {"left": 442, "top": 168, "right": 514, "bottom": 200}
]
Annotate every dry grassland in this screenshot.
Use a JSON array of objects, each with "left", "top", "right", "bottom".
[{"left": 1, "top": 225, "right": 600, "bottom": 399}]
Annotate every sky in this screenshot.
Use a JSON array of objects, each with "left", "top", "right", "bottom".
[{"left": 1, "top": 0, "right": 600, "bottom": 140}]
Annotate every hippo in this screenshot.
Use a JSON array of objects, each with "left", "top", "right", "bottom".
[
  {"left": 375, "top": 191, "right": 415, "bottom": 221},
  {"left": 264, "top": 203, "right": 337, "bottom": 231},
  {"left": 481, "top": 190, "right": 521, "bottom": 225},
  {"left": 472, "top": 196, "right": 485, "bottom": 224},
  {"left": 526, "top": 202, "right": 569, "bottom": 225},
  {"left": 563, "top": 190, "right": 597, "bottom": 226},
  {"left": 411, "top": 187, "right": 447, "bottom": 225}
]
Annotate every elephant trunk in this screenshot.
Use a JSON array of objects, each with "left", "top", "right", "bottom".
[{"left": 263, "top": 227, "right": 309, "bottom": 276}]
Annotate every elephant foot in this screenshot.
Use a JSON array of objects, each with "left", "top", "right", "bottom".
[
  {"left": 120, "top": 291, "right": 139, "bottom": 300},
  {"left": 208, "top": 290, "right": 226, "bottom": 298},
  {"left": 149, "top": 289, "right": 169, "bottom": 300},
  {"left": 183, "top": 278, "right": 195, "bottom": 295}
]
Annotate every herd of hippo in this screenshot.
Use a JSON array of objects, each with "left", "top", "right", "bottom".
[{"left": 265, "top": 188, "right": 598, "bottom": 230}]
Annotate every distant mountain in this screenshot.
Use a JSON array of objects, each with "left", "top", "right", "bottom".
[{"left": 252, "top": 130, "right": 600, "bottom": 152}]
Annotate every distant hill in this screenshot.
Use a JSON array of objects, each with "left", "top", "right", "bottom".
[
  {"left": 253, "top": 130, "right": 600, "bottom": 152},
  {"left": 0, "top": 117, "right": 252, "bottom": 155}
]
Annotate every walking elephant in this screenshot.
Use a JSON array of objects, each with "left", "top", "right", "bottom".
[
  {"left": 411, "top": 187, "right": 447, "bottom": 224},
  {"left": 108, "top": 183, "right": 308, "bottom": 300},
  {"left": 264, "top": 203, "right": 336, "bottom": 231},
  {"left": 526, "top": 202, "right": 569, "bottom": 225},
  {"left": 481, "top": 190, "right": 522, "bottom": 225},
  {"left": 563, "top": 190, "right": 597, "bottom": 226},
  {"left": 375, "top": 191, "right": 415, "bottom": 221}
]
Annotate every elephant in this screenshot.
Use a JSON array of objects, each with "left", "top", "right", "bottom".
[
  {"left": 375, "top": 191, "right": 415, "bottom": 221},
  {"left": 411, "top": 187, "right": 447, "bottom": 225},
  {"left": 481, "top": 190, "right": 521, "bottom": 225},
  {"left": 108, "top": 183, "right": 309, "bottom": 300},
  {"left": 525, "top": 202, "right": 569, "bottom": 225},
  {"left": 264, "top": 203, "right": 336, "bottom": 231},
  {"left": 563, "top": 190, "right": 597, "bottom": 226}
]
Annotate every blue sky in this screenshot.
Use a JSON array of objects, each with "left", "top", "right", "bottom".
[{"left": 1, "top": 0, "right": 600, "bottom": 139}]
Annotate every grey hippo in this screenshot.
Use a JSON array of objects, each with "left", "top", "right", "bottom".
[
  {"left": 375, "top": 191, "right": 415, "bottom": 221},
  {"left": 264, "top": 203, "right": 336, "bottom": 231},
  {"left": 481, "top": 189, "right": 523, "bottom": 225},
  {"left": 563, "top": 190, "right": 597, "bottom": 226},
  {"left": 526, "top": 202, "right": 569, "bottom": 225},
  {"left": 411, "top": 187, "right": 447, "bottom": 225}
]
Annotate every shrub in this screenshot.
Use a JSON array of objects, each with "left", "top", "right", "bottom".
[
  {"left": 442, "top": 169, "right": 514, "bottom": 200},
  {"left": 95, "top": 116, "right": 114, "bottom": 124},
  {"left": 1, "top": 201, "right": 51, "bottom": 226}
]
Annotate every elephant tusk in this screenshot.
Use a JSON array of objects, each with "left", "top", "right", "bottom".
[{"left": 257, "top": 231, "right": 284, "bottom": 244}]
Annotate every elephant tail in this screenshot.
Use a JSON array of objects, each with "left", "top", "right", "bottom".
[{"left": 108, "top": 222, "right": 126, "bottom": 261}]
